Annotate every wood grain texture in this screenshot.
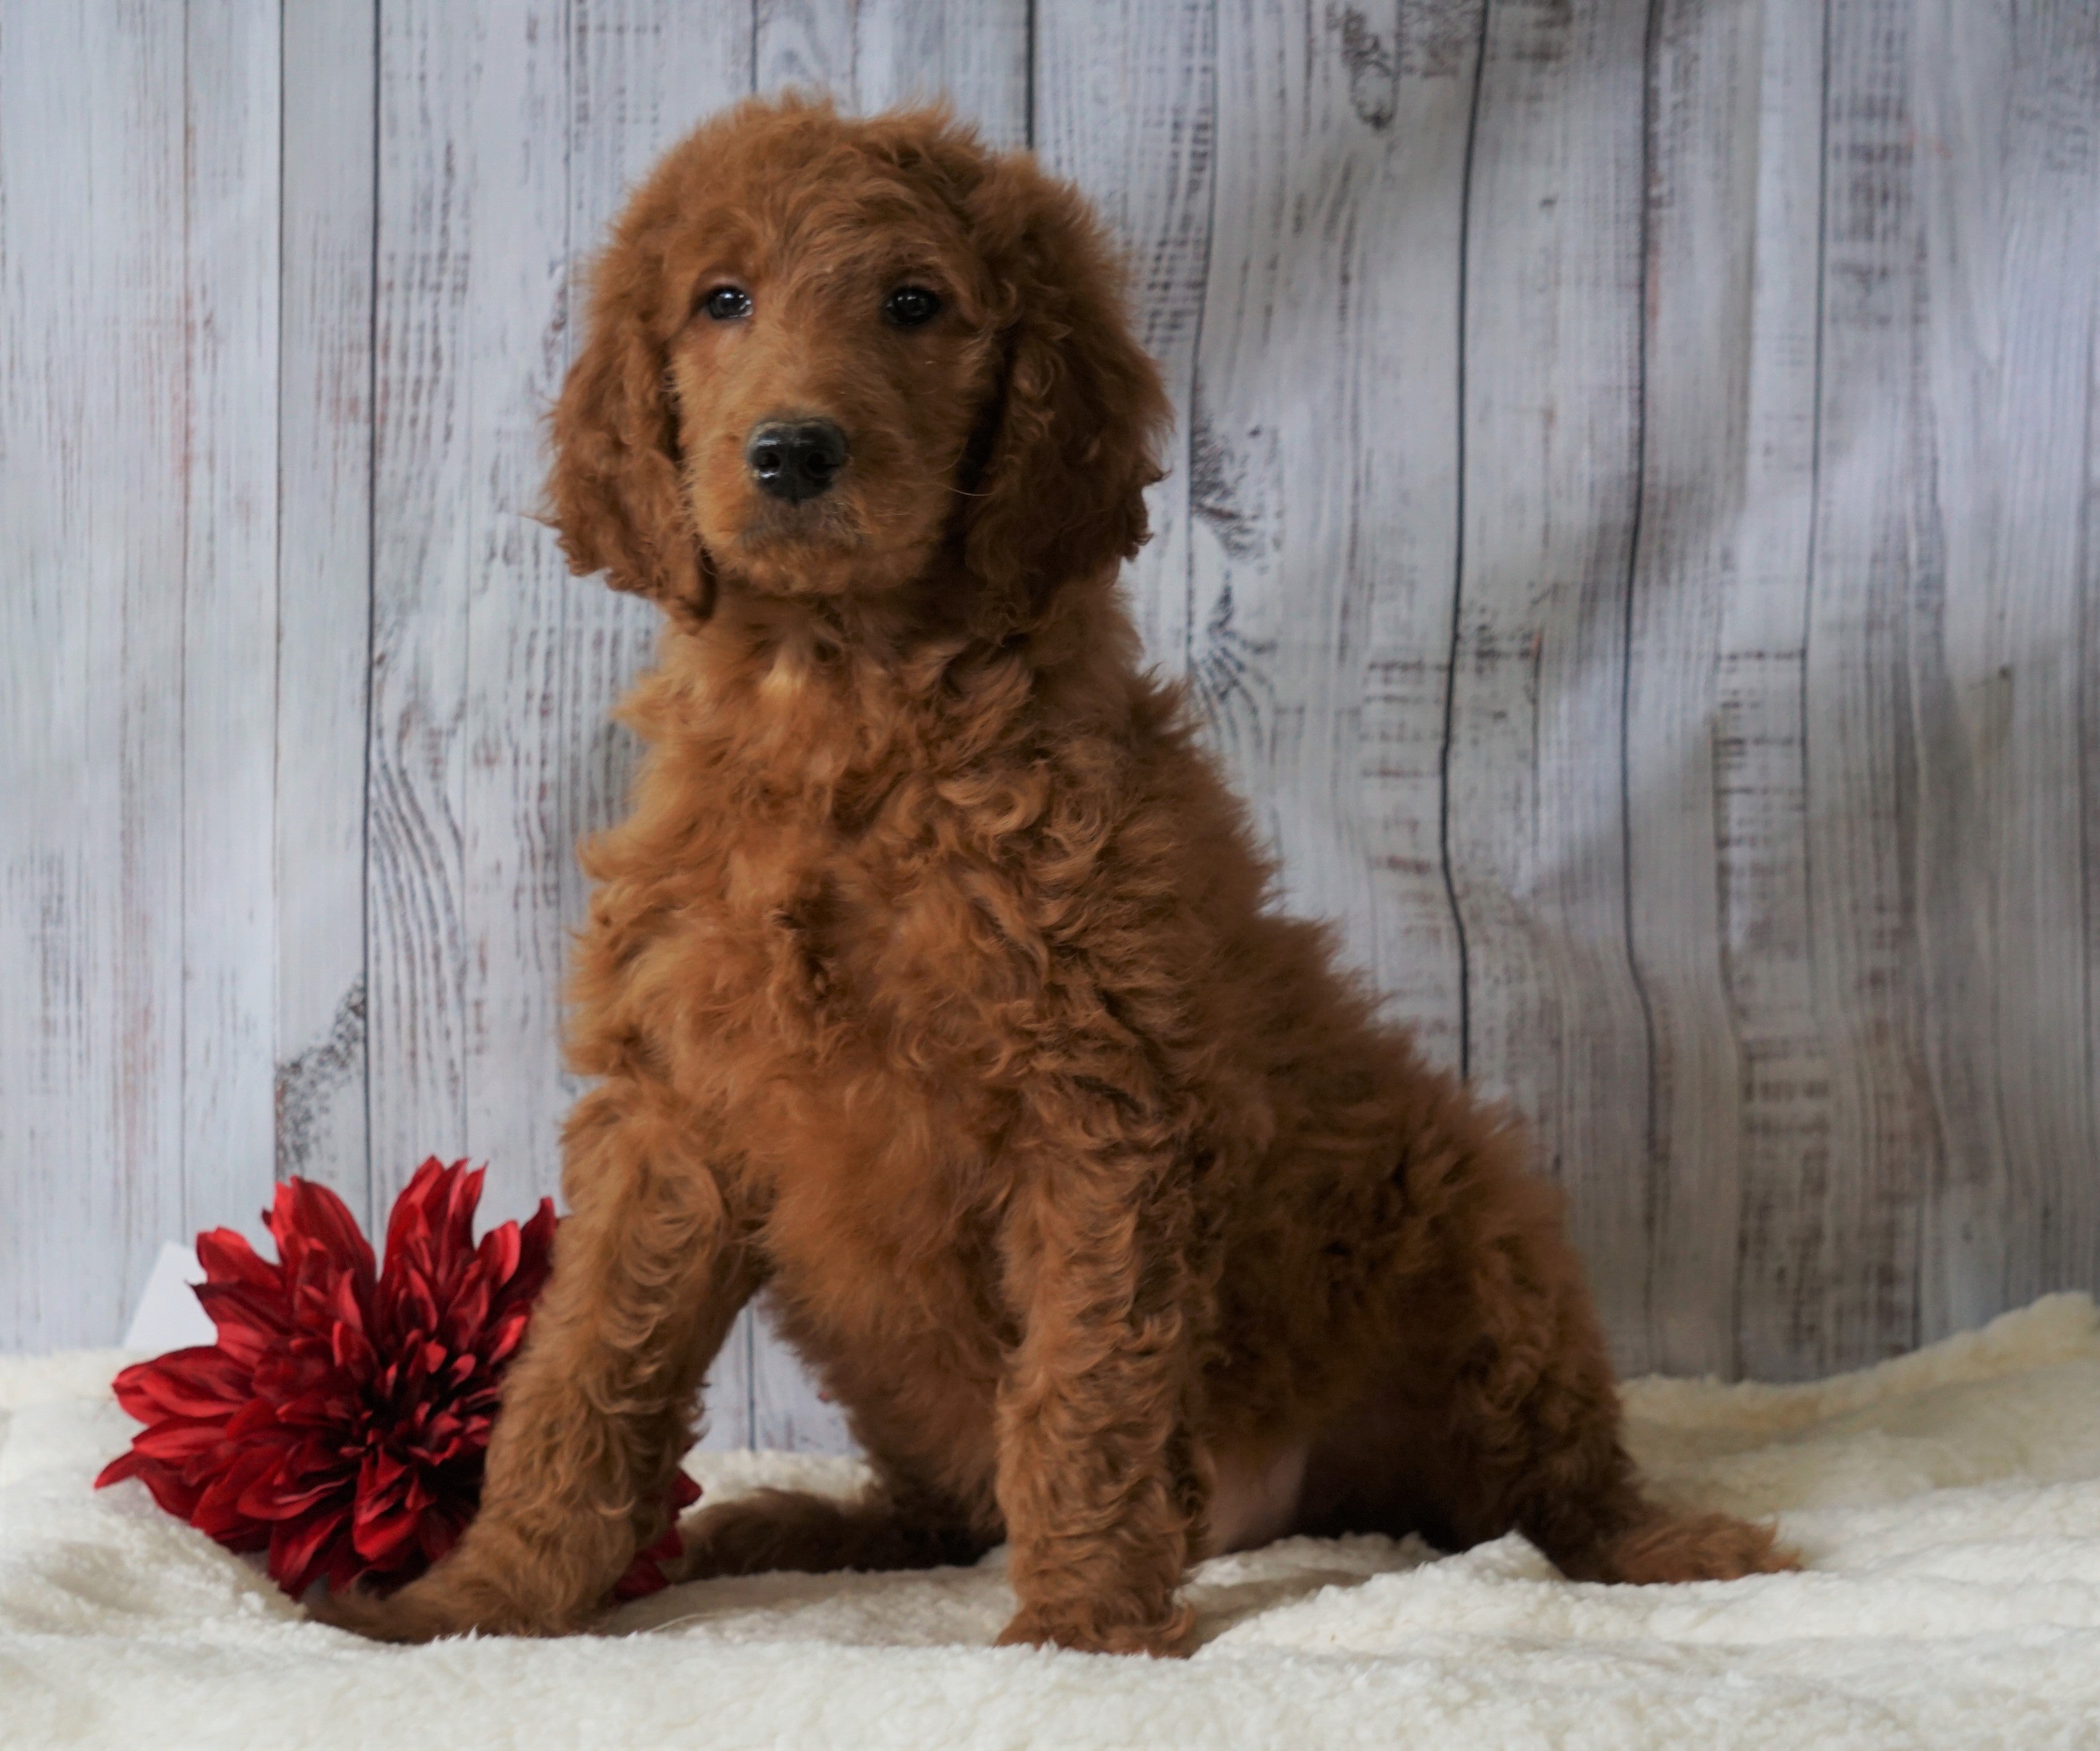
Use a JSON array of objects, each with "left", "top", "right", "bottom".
[
  {"left": 1629, "top": 0, "right": 1814, "bottom": 1369},
  {"left": 755, "top": 0, "right": 854, "bottom": 98},
  {"left": 365, "top": 0, "right": 481, "bottom": 1207},
  {"left": 1, "top": 0, "right": 179, "bottom": 1348},
  {"left": 181, "top": 0, "right": 283, "bottom": 1274},
  {"left": 448, "top": 0, "right": 592, "bottom": 1241},
  {"left": 276, "top": 0, "right": 375, "bottom": 1227},
  {"left": 1709, "top": 0, "right": 1838, "bottom": 1383},
  {"left": 1, "top": 1, "right": 280, "bottom": 1345},
  {"left": 1170, "top": 0, "right": 1478, "bottom": 1072},
  {"left": 4, "top": 2, "right": 2098, "bottom": 1425},
  {"left": 755, "top": 0, "right": 1029, "bottom": 142},
  {"left": 852, "top": 0, "right": 1031, "bottom": 144},
  {"left": 273, "top": 7, "right": 375, "bottom": 1226},
  {"left": 1802, "top": 0, "right": 1939, "bottom": 1370},
  {"left": 2086, "top": 41, "right": 2100, "bottom": 1324},
  {"left": 1450, "top": 0, "right": 1656, "bottom": 1367},
  {"left": 1627, "top": 0, "right": 1748, "bottom": 1376},
  {"left": 1035, "top": 0, "right": 1216, "bottom": 674},
  {"left": 1907, "top": 0, "right": 2100, "bottom": 1348}
]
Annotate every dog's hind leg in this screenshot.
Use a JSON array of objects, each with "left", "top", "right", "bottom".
[
  {"left": 1301, "top": 1110, "right": 1794, "bottom": 1586},
  {"left": 667, "top": 1481, "right": 990, "bottom": 1582},
  {"left": 312, "top": 1080, "right": 758, "bottom": 1640}
]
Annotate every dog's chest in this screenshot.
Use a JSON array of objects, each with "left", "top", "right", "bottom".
[
  {"left": 711, "top": 782, "right": 1056, "bottom": 1080},
  {"left": 585, "top": 655, "right": 1107, "bottom": 1105}
]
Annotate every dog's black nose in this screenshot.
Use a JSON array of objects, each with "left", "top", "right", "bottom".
[{"left": 746, "top": 419, "right": 848, "bottom": 503}]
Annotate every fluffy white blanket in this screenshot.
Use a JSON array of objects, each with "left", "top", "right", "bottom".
[{"left": 4, "top": 1296, "right": 2098, "bottom": 1750}]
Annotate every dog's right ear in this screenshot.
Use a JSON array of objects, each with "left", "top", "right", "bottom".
[{"left": 546, "top": 246, "right": 713, "bottom": 619}]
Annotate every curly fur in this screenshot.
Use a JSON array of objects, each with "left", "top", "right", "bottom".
[{"left": 315, "top": 96, "right": 1793, "bottom": 1657}]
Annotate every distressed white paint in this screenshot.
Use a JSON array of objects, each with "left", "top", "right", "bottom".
[
  {"left": 4, "top": 3, "right": 2098, "bottom": 1450},
  {"left": 1451, "top": 0, "right": 1657, "bottom": 1361},
  {"left": 2, "top": 1, "right": 280, "bottom": 1348},
  {"left": 1708, "top": 0, "right": 1834, "bottom": 1382},
  {"left": 277, "top": 0, "right": 377, "bottom": 1228}
]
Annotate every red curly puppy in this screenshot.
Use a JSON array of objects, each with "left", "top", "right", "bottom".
[{"left": 320, "top": 96, "right": 1791, "bottom": 1656}]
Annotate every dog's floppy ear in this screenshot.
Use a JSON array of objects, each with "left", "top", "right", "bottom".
[
  {"left": 961, "top": 156, "right": 1170, "bottom": 630},
  {"left": 547, "top": 231, "right": 713, "bottom": 619}
]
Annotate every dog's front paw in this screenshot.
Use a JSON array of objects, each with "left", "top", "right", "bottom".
[{"left": 995, "top": 1599, "right": 1196, "bottom": 1658}]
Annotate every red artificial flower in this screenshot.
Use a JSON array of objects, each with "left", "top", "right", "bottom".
[{"left": 97, "top": 1158, "right": 698, "bottom": 1603}]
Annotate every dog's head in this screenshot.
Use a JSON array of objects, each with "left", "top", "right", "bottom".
[{"left": 549, "top": 97, "right": 1168, "bottom": 632}]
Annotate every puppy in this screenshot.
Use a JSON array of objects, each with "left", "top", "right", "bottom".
[{"left": 322, "top": 96, "right": 1791, "bottom": 1656}]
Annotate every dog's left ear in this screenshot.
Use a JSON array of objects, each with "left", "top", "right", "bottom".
[{"left": 961, "top": 156, "right": 1170, "bottom": 630}]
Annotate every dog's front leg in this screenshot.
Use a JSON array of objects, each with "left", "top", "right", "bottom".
[
  {"left": 314, "top": 1079, "right": 756, "bottom": 1640},
  {"left": 992, "top": 1114, "right": 1205, "bottom": 1658}
]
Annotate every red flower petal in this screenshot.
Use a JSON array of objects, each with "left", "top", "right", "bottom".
[
  {"left": 475, "top": 1311, "right": 523, "bottom": 1371},
  {"left": 192, "top": 1282, "right": 294, "bottom": 1365},
  {"left": 270, "top": 1181, "right": 377, "bottom": 1323},
  {"left": 243, "top": 1465, "right": 351, "bottom": 1520},
  {"left": 93, "top": 1449, "right": 144, "bottom": 1490},
  {"left": 112, "top": 1455, "right": 204, "bottom": 1521},
  {"left": 272, "top": 1506, "right": 353, "bottom": 1598},
  {"left": 131, "top": 1414, "right": 237, "bottom": 1465},
  {"left": 100, "top": 1159, "right": 570, "bottom": 1604},
  {"left": 195, "top": 1227, "right": 279, "bottom": 1292},
  {"left": 195, "top": 1447, "right": 285, "bottom": 1541},
  {"left": 475, "top": 1222, "right": 520, "bottom": 1291},
  {"left": 118, "top": 1347, "right": 250, "bottom": 1420},
  {"left": 507, "top": 1201, "right": 559, "bottom": 1303},
  {"left": 611, "top": 1471, "right": 705, "bottom": 1601}
]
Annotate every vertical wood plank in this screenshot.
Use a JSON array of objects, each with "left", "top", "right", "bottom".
[
  {"left": 1626, "top": 0, "right": 1746, "bottom": 1375},
  {"left": 568, "top": 0, "right": 757, "bottom": 1447},
  {"left": 0, "top": 1, "right": 280, "bottom": 1343},
  {"left": 1355, "top": 0, "right": 1483, "bottom": 1066},
  {"left": 755, "top": 0, "right": 851, "bottom": 96},
  {"left": 1909, "top": 0, "right": 2100, "bottom": 1343},
  {"left": 118, "top": 9, "right": 198, "bottom": 1301},
  {"left": 2087, "top": 91, "right": 2100, "bottom": 1322},
  {"left": 854, "top": 0, "right": 1031, "bottom": 145},
  {"left": 277, "top": 0, "right": 379, "bottom": 1227},
  {"left": 1802, "top": 0, "right": 1936, "bottom": 1369},
  {"left": 366, "top": 0, "right": 585, "bottom": 1237},
  {"left": 1449, "top": 0, "right": 1655, "bottom": 1366},
  {"left": 0, "top": 1, "right": 184, "bottom": 1345},
  {"left": 452, "top": 0, "right": 593, "bottom": 1238},
  {"left": 1711, "top": 0, "right": 1838, "bottom": 1382},
  {"left": 1035, "top": 0, "right": 1215, "bottom": 709},
  {"left": 570, "top": 1, "right": 755, "bottom": 213},
  {"left": 1179, "top": 0, "right": 1475, "bottom": 1075},
  {"left": 367, "top": 0, "right": 480, "bottom": 1198},
  {"left": 1624, "top": 0, "right": 1737, "bottom": 1375},
  {"left": 181, "top": 0, "right": 283, "bottom": 1252},
  {"left": 1627, "top": 0, "right": 1832, "bottom": 1375},
  {"left": 755, "top": 0, "right": 1029, "bottom": 148}
]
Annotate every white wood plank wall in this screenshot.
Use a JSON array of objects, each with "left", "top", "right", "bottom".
[{"left": 4, "top": 2, "right": 2097, "bottom": 1445}]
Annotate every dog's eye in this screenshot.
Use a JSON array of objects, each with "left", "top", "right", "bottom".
[
  {"left": 701, "top": 286, "right": 752, "bottom": 322},
  {"left": 883, "top": 286, "right": 941, "bottom": 328}
]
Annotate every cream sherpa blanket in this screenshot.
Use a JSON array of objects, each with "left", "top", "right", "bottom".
[{"left": 4, "top": 1296, "right": 2098, "bottom": 1750}]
